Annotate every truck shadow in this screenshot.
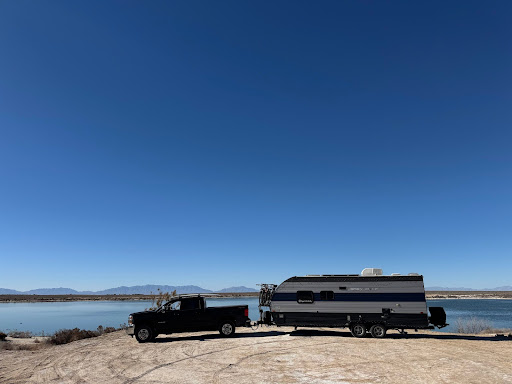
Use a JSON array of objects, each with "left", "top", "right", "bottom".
[
  {"left": 288, "top": 329, "right": 512, "bottom": 342},
  {"left": 153, "top": 330, "right": 287, "bottom": 343}
]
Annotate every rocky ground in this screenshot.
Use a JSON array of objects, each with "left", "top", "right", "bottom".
[{"left": 1, "top": 327, "right": 511, "bottom": 384}]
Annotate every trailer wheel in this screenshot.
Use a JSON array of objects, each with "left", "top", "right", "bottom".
[
  {"left": 219, "top": 321, "right": 236, "bottom": 337},
  {"left": 370, "top": 324, "right": 387, "bottom": 338},
  {"left": 135, "top": 325, "right": 153, "bottom": 343},
  {"left": 350, "top": 323, "right": 367, "bottom": 338}
]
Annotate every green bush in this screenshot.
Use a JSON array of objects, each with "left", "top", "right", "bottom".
[{"left": 0, "top": 332, "right": 7, "bottom": 341}]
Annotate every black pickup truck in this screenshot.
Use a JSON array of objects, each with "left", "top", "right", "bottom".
[{"left": 126, "top": 295, "right": 250, "bottom": 342}]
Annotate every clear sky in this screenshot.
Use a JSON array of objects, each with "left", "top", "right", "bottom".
[{"left": 0, "top": 1, "right": 510, "bottom": 291}]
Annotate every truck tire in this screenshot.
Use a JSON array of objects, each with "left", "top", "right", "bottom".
[
  {"left": 135, "top": 325, "right": 153, "bottom": 343},
  {"left": 350, "top": 323, "right": 367, "bottom": 338},
  {"left": 370, "top": 324, "right": 387, "bottom": 338},
  {"left": 219, "top": 321, "right": 236, "bottom": 337}
]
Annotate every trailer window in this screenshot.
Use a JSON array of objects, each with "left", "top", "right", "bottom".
[
  {"left": 296, "top": 291, "right": 314, "bottom": 303},
  {"left": 320, "top": 291, "right": 334, "bottom": 300}
]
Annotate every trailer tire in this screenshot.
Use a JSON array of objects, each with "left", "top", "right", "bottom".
[
  {"left": 135, "top": 325, "right": 153, "bottom": 343},
  {"left": 370, "top": 324, "right": 387, "bottom": 338},
  {"left": 350, "top": 323, "right": 367, "bottom": 338},
  {"left": 219, "top": 321, "right": 236, "bottom": 337}
]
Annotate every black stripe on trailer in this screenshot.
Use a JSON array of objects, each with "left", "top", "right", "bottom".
[
  {"left": 272, "top": 311, "right": 430, "bottom": 329},
  {"left": 272, "top": 292, "right": 426, "bottom": 302}
]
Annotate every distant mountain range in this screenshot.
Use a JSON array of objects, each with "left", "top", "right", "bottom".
[
  {"left": 1, "top": 284, "right": 510, "bottom": 295},
  {"left": 0, "top": 285, "right": 258, "bottom": 295},
  {"left": 425, "top": 286, "right": 512, "bottom": 291}
]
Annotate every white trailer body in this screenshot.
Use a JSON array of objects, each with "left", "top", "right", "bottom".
[{"left": 263, "top": 269, "right": 446, "bottom": 334}]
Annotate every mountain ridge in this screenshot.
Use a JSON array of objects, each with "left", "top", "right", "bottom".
[{"left": 1, "top": 285, "right": 510, "bottom": 295}]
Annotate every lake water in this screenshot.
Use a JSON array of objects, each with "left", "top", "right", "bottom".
[{"left": 1, "top": 298, "right": 511, "bottom": 335}]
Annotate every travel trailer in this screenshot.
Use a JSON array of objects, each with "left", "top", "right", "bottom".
[{"left": 258, "top": 268, "right": 447, "bottom": 338}]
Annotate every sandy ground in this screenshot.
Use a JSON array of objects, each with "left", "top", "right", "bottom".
[{"left": 1, "top": 327, "right": 511, "bottom": 384}]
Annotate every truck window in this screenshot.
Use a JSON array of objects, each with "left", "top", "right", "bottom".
[
  {"left": 180, "top": 298, "right": 201, "bottom": 311},
  {"left": 320, "top": 291, "right": 334, "bottom": 300},
  {"left": 297, "top": 291, "right": 314, "bottom": 303}
]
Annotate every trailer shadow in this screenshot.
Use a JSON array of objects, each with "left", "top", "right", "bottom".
[
  {"left": 151, "top": 329, "right": 511, "bottom": 343},
  {"left": 153, "top": 330, "right": 286, "bottom": 343},
  {"left": 385, "top": 332, "right": 512, "bottom": 342},
  {"left": 288, "top": 329, "right": 512, "bottom": 342}
]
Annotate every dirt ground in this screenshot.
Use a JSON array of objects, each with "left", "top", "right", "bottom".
[{"left": 1, "top": 327, "right": 511, "bottom": 384}]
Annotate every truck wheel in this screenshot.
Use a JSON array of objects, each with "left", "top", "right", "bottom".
[
  {"left": 350, "top": 323, "right": 367, "bottom": 338},
  {"left": 219, "top": 321, "right": 236, "bottom": 337},
  {"left": 135, "top": 326, "right": 153, "bottom": 343},
  {"left": 370, "top": 324, "right": 387, "bottom": 338}
]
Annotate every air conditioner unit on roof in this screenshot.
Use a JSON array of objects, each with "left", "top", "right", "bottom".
[{"left": 361, "top": 268, "right": 383, "bottom": 276}]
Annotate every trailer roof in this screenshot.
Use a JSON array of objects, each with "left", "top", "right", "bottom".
[{"left": 285, "top": 275, "right": 423, "bottom": 282}]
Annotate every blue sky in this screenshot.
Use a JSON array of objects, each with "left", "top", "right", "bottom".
[{"left": 0, "top": 1, "right": 510, "bottom": 291}]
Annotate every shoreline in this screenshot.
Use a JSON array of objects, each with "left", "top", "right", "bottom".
[
  {"left": 425, "top": 291, "right": 512, "bottom": 300},
  {"left": 1, "top": 291, "right": 511, "bottom": 303}
]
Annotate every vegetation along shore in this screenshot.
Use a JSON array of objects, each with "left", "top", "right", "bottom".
[
  {"left": 0, "top": 291, "right": 511, "bottom": 303},
  {"left": 0, "top": 292, "right": 259, "bottom": 303}
]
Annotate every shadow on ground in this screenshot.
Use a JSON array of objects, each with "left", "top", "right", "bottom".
[
  {"left": 153, "top": 330, "right": 286, "bottom": 343},
  {"left": 288, "top": 329, "right": 512, "bottom": 342},
  {"left": 149, "top": 328, "right": 512, "bottom": 343}
]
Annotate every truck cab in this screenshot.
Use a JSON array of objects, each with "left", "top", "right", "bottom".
[{"left": 127, "top": 294, "right": 250, "bottom": 343}]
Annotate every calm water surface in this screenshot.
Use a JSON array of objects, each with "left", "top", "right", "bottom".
[{"left": 1, "top": 298, "right": 511, "bottom": 334}]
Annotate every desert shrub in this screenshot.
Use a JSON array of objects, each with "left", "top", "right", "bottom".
[
  {"left": 0, "top": 342, "right": 45, "bottom": 351},
  {"left": 49, "top": 328, "right": 98, "bottom": 345},
  {"left": 0, "top": 332, "right": 6, "bottom": 341},
  {"left": 456, "top": 317, "right": 493, "bottom": 334},
  {"left": 48, "top": 325, "right": 122, "bottom": 345},
  {"left": 8, "top": 330, "right": 33, "bottom": 338},
  {"left": 146, "top": 289, "right": 177, "bottom": 311},
  {"left": 478, "top": 327, "right": 512, "bottom": 335},
  {"left": 96, "top": 326, "right": 117, "bottom": 335}
]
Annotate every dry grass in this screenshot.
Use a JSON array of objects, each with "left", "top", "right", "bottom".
[
  {"left": 0, "top": 342, "right": 47, "bottom": 351},
  {"left": 0, "top": 325, "right": 122, "bottom": 351},
  {"left": 48, "top": 326, "right": 119, "bottom": 345},
  {"left": 455, "top": 318, "right": 512, "bottom": 335},
  {"left": 456, "top": 317, "right": 493, "bottom": 334},
  {"left": 479, "top": 328, "right": 512, "bottom": 335},
  {"left": 7, "top": 330, "right": 33, "bottom": 338},
  {"left": 145, "top": 289, "right": 177, "bottom": 311}
]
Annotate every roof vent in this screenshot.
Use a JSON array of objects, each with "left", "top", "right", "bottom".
[
  {"left": 408, "top": 273, "right": 420, "bottom": 276},
  {"left": 361, "top": 268, "right": 383, "bottom": 276},
  {"left": 391, "top": 273, "right": 401, "bottom": 276}
]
